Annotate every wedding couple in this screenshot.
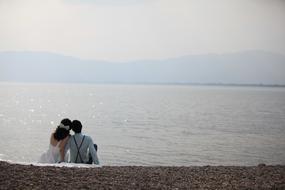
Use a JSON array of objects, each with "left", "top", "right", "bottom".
[{"left": 39, "top": 118, "right": 99, "bottom": 165}]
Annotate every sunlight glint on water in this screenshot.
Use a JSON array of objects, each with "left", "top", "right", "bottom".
[{"left": 0, "top": 83, "right": 285, "bottom": 166}]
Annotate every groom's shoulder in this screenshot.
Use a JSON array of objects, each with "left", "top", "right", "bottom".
[
  {"left": 83, "top": 135, "right": 93, "bottom": 141},
  {"left": 84, "top": 134, "right": 92, "bottom": 139}
]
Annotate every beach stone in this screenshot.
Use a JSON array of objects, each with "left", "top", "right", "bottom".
[{"left": 258, "top": 163, "right": 266, "bottom": 167}]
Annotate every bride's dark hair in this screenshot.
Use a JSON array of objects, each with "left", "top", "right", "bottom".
[{"left": 53, "top": 118, "right": 71, "bottom": 141}]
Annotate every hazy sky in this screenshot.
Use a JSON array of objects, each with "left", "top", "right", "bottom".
[{"left": 0, "top": 0, "right": 285, "bottom": 61}]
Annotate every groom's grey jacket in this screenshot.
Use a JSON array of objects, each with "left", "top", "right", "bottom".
[{"left": 65, "top": 133, "right": 99, "bottom": 165}]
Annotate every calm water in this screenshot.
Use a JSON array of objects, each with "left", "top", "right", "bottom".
[{"left": 0, "top": 83, "right": 284, "bottom": 166}]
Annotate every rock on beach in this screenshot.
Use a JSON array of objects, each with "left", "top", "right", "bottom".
[{"left": 0, "top": 161, "right": 285, "bottom": 189}]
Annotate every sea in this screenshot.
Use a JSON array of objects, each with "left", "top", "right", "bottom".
[{"left": 0, "top": 83, "right": 284, "bottom": 166}]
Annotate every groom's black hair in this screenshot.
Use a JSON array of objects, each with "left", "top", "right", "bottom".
[{"left": 72, "top": 120, "right": 82, "bottom": 133}]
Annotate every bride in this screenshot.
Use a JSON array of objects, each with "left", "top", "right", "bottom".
[{"left": 39, "top": 118, "right": 71, "bottom": 163}]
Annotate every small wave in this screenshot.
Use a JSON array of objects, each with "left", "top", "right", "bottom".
[{"left": 0, "top": 159, "right": 101, "bottom": 168}]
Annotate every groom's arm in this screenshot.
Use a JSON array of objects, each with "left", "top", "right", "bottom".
[{"left": 88, "top": 138, "right": 99, "bottom": 165}]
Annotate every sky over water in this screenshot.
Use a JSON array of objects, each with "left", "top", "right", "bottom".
[{"left": 0, "top": 0, "right": 284, "bottom": 61}]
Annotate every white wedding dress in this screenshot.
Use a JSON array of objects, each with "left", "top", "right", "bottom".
[{"left": 39, "top": 142, "right": 61, "bottom": 163}]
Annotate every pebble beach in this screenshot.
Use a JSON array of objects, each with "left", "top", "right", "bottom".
[{"left": 0, "top": 161, "right": 284, "bottom": 189}]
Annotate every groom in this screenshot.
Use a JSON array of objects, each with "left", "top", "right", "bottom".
[{"left": 65, "top": 120, "right": 99, "bottom": 165}]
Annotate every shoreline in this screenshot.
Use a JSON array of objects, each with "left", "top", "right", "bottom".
[{"left": 0, "top": 161, "right": 284, "bottom": 189}]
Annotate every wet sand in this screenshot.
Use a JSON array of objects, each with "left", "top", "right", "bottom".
[{"left": 0, "top": 161, "right": 284, "bottom": 189}]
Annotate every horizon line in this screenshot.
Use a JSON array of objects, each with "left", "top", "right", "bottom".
[
  {"left": 1, "top": 49, "right": 285, "bottom": 63},
  {"left": 0, "top": 81, "right": 284, "bottom": 88}
]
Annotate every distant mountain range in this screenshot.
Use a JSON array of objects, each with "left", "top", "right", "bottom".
[{"left": 0, "top": 50, "right": 285, "bottom": 85}]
